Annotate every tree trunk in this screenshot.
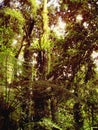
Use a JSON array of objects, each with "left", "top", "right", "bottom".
[
  {"left": 51, "top": 96, "right": 58, "bottom": 123},
  {"left": 37, "top": 50, "right": 46, "bottom": 79},
  {"left": 20, "top": 18, "right": 34, "bottom": 127},
  {"left": 73, "top": 102, "right": 84, "bottom": 130}
]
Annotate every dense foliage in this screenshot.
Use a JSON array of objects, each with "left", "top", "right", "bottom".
[{"left": 0, "top": 0, "right": 98, "bottom": 130}]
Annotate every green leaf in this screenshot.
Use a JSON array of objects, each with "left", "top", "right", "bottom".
[{"left": 4, "top": 8, "right": 25, "bottom": 24}]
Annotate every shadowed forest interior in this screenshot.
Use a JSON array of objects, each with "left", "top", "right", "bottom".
[{"left": 0, "top": 0, "right": 98, "bottom": 130}]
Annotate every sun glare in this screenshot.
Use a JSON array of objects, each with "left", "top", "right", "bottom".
[
  {"left": 51, "top": 17, "right": 66, "bottom": 38},
  {"left": 13, "top": 39, "right": 17, "bottom": 45},
  {"left": 47, "top": 0, "right": 60, "bottom": 8},
  {"left": 83, "top": 22, "right": 89, "bottom": 29},
  {"left": 76, "top": 14, "right": 83, "bottom": 22},
  {"left": 91, "top": 51, "right": 98, "bottom": 71}
]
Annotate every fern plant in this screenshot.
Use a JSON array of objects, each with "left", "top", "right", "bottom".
[{"left": 37, "top": 118, "right": 62, "bottom": 130}]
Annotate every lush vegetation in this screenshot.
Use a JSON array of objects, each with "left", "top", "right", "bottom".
[{"left": 0, "top": 0, "right": 98, "bottom": 130}]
